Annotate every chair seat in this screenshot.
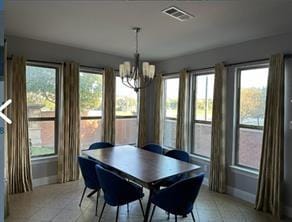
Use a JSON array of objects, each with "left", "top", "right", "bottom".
[{"left": 151, "top": 192, "right": 193, "bottom": 216}]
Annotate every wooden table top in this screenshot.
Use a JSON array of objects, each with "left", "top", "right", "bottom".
[{"left": 82, "top": 145, "right": 201, "bottom": 187}]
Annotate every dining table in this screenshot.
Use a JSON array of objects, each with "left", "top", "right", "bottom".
[{"left": 82, "top": 145, "right": 201, "bottom": 222}]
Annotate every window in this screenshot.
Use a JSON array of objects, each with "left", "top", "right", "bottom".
[
  {"left": 26, "top": 64, "right": 58, "bottom": 157},
  {"left": 162, "top": 77, "right": 179, "bottom": 148},
  {"left": 115, "top": 77, "right": 138, "bottom": 145},
  {"left": 80, "top": 70, "right": 103, "bottom": 150},
  {"left": 235, "top": 65, "right": 269, "bottom": 170},
  {"left": 191, "top": 73, "right": 214, "bottom": 158}
]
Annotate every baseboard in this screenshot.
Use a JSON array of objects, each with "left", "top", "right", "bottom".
[
  {"left": 284, "top": 206, "right": 292, "bottom": 218},
  {"left": 203, "top": 177, "right": 209, "bottom": 186},
  {"left": 32, "top": 175, "right": 58, "bottom": 188},
  {"left": 227, "top": 186, "right": 256, "bottom": 204}
]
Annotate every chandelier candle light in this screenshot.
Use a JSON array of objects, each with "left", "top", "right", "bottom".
[{"left": 119, "top": 27, "right": 155, "bottom": 92}]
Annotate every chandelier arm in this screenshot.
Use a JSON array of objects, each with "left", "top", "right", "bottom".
[
  {"left": 122, "top": 77, "right": 135, "bottom": 89},
  {"left": 134, "top": 76, "right": 155, "bottom": 91}
]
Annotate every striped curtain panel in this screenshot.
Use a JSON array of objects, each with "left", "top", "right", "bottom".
[
  {"left": 57, "top": 62, "right": 80, "bottom": 183},
  {"left": 176, "top": 69, "right": 189, "bottom": 150},
  {"left": 7, "top": 56, "right": 33, "bottom": 194},
  {"left": 209, "top": 63, "right": 227, "bottom": 193},
  {"left": 101, "top": 68, "right": 115, "bottom": 144},
  {"left": 137, "top": 85, "right": 147, "bottom": 147},
  {"left": 255, "top": 54, "right": 284, "bottom": 217},
  {"left": 153, "top": 74, "right": 163, "bottom": 144}
]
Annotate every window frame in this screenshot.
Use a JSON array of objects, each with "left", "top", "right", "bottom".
[
  {"left": 190, "top": 70, "right": 215, "bottom": 158},
  {"left": 26, "top": 62, "right": 60, "bottom": 159},
  {"left": 162, "top": 75, "right": 179, "bottom": 149},
  {"left": 79, "top": 67, "right": 103, "bottom": 122},
  {"left": 234, "top": 63, "right": 269, "bottom": 171},
  {"left": 79, "top": 67, "right": 104, "bottom": 148},
  {"left": 115, "top": 74, "right": 139, "bottom": 145}
]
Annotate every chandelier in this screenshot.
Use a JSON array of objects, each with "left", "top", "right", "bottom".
[{"left": 119, "top": 27, "right": 155, "bottom": 92}]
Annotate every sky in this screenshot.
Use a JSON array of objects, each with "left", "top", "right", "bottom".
[{"left": 241, "top": 67, "right": 268, "bottom": 88}]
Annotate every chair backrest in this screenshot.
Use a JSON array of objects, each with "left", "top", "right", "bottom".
[
  {"left": 95, "top": 164, "right": 133, "bottom": 206},
  {"left": 89, "top": 142, "right": 114, "bottom": 150},
  {"left": 152, "top": 173, "right": 204, "bottom": 215},
  {"left": 142, "top": 143, "right": 163, "bottom": 154},
  {"left": 78, "top": 156, "right": 100, "bottom": 189},
  {"left": 165, "top": 150, "right": 190, "bottom": 162}
]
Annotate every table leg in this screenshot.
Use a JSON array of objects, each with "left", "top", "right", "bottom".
[{"left": 143, "top": 189, "right": 153, "bottom": 222}]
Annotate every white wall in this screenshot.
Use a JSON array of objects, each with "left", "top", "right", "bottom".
[{"left": 153, "top": 32, "right": 292, "bottom": 211}]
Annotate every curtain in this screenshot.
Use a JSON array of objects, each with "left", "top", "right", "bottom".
[
  {"left": 101, "top": 68, "right": 115, "bottom": 144},
  {"left": 7, "top": 56, "right": 33, "bottom": 194},
  {"left": 137, "top": 84, "right": 147, "bottom": 147},
  {"left": 3, "top": 40, "right": 9, "bottom": 218},
  {"left": 255, "top": 54, "right": 284, "bottom": 217},
  {"left": 153, "top": 74, "right": 163, "bottom": 144},
  {"left": 57, "top": 62, "right": 80, "bottom": 183},
  {"left": 176, "top": 69, "right": 189, "bottom": 150},
  {"left": 209, "top": 63, "right": 227, "bottom": 193}
]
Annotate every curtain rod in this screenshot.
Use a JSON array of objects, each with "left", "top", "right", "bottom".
[
  {"left": 162, "top": 54, "right": 292, "bottom": 76},
  {"left": 6, "top": 57, "right": 119, "bottom": 72}
]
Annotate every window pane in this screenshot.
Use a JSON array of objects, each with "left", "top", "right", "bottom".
[
  {"left": 80, "top": 71, "right": 103, "bottom": 117},
  {"left": 80, "top": 119, "right": 102, "bottom": 150},
  {"left": 195, "top": 74, "right": 214, "bottom": 121},
  {"left": 237, "top": 66, "right": 268, "bottom": 170},
  {"left": 238, "top": 128, "right": 263, "bottom": 169},
  {"left": 239, "top": 68, "right": 268, "bottom": 126},
  {"left": 26, "top": 65, "right": 56, "bottom": 118},
  {"left": 115, "top": 118, "right": 138, "bottom": 145},
  {"left": 165, "top": 78, "right": 179, "bottom": 118},
  {"left": 28, "top": 120, "right": 55, "bottom": 156},
  {"left": 163, "top": 119, "right": 177, "bottom": 148},
  {"left": 192, "top": 123, "right": 212, "bottom": 157},
  {"left": 116, "top": 78, "right": 137, "bottom": 116}
]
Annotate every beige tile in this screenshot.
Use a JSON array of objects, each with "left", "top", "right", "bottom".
[
  {"left": 28, "top": 207, "right": 62, "bottom": 221},
  {"left": 6, "top": 182, "right": 291, "bottom": 222},
  {"left": 52, "top": 209, "right": 81, "bottom": 222}
]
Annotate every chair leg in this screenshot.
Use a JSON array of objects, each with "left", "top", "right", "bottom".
[
  {"left": 95, "top": 190, "right": 100, "bottom": 216},
  {"left": 127, "top": 203, "right": 129, "bottom": 213},
  {"left": 87, "top": 190, "right": 97, "bottom": 198},
  {"left": 167, "top": 212, "right": 170, "bottom": 220},
  {"left": 98, "top": 202, "right": 106, "bottom": 222},
  {"left": 138, "top": 199, "right": 145, "bottom": 217},
  {"left": 175, "top": 215, "right": 177, "bottom": 222},
  {"left": 116, "top": 206, "right": 120, "bottom": 222},
  {"left": 191, "top": 211, "right": 196, "bottom": 222},
  {"left": 79, "top": 187, "right": 87, "bottom": 207},
  {"left": 149, "top": 205, "right": 156, "bottom": 222}
]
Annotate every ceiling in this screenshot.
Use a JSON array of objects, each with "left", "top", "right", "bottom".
[{"left": 5, "top": 1, "right": 292, "bottom": 61}]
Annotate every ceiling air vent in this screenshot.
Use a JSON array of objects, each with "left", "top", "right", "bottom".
[{"left": 162, "top": 6, "right": 194, "bottom": 22}]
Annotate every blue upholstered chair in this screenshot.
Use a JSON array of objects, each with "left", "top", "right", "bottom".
[
  {"left": 166, "top": 149, "right": 190, "bottom": 162},
  {"left": 155, "top": 150, "right": 190, "bottom": 188},
  {"left": 150, "top": 173, "right": 205, "bottom": 222},
  {"left": 78, "top": 156, "right": 101, "bottom": 216},
  {"left": 142, "top": 143, "right": 163, "bottom": 154},
  {"left": 95, "top": 165, "right": 145, "bottom": 222},
  {"left": 88, "top": 142, "right": 114, "bottom": 150}
]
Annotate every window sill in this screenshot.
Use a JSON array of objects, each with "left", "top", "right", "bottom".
[
  {"left": 190, "top": 154, "right": 210, "bottom": 163},
  {"left": 31, "top": 155, "right": 58, "bottom": 165},
  {"left": 229, "top": 165, "right": 259, "bottom": 179}
]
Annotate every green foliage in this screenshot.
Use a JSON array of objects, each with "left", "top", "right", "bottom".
[
  {"left": 240, "top": 87, "right": 266, "bottom": 123},
  {"left": 116, "top": 96, "right": 137, "bottom": 115},
  {"left": 79, "top": 73, "right": 102, "bottom": 113},
  {"left": 26, "top": 67, "right": 103, "bottom": 113},
  {"left": 26, "top": 66, "right": 56, "bottom": 110}
]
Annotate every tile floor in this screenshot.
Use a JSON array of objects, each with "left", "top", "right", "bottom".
[{"left": 5, "top": 180, "right": 290, "bottom": 222}]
